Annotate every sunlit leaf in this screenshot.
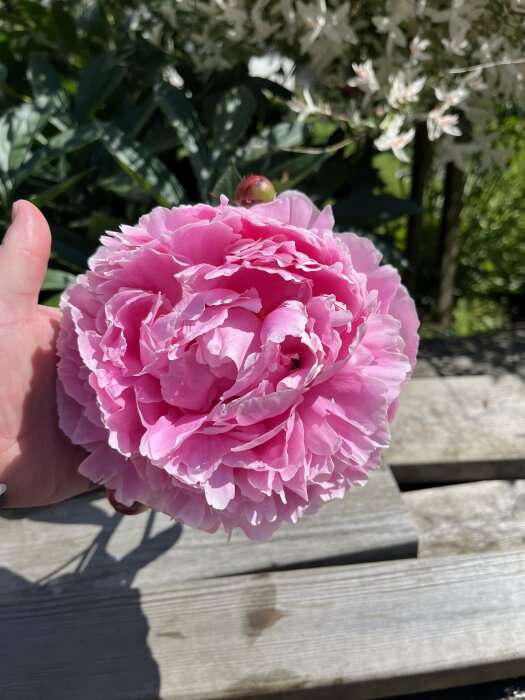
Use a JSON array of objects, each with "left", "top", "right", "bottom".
[
  {"left": 41, "top": 268, "right": 77, "bottom": 291},
  {"left": 30, "top": 169, "right": 91, "bottom": 207},
  {"left": 6, "top": 103, "right": 52, "bottom": 174},
  {"left": 212, "top": 85, "right": 256, "bottom": 156},
  {"left": 15, "top": 123, "right": 102, "bottom": 188},
  {"left": 42, "top": 291, "right": 63, "bottom": 307},
  {"left": 100, "top": 122, "right": 185, "bottom": 206},
  {"left": 240, "top": 122, "right": 305, "bottom": 163},
  {"left": 27, "top": 55, "right": 70, "bottom": 119},
  {"left": 154, "top": 81, "right": 210, "bottom": 195},
  {"left": 210, "top": 164, "right": 238, "bottom": 204}
]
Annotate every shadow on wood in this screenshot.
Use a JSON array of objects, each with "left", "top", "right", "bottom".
[{"left": 0, "top": 508, "right": 181, "bottom": 700}]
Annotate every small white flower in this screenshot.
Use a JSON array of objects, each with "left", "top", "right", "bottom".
[
  {"left": 289, "top": 86, "right": 322, "bottom": 123},
  {"left": 427, "top": 108, "right": 462, "bottom": 141},
  {"left": 461, "top": 67, "right": 487, "bottom": 93},
  {"left": 374, "top": 115, "right": 415, "bottom": 162},
  {"left": 442, "top": 36, "right": 469, "bottom": 56},
  {"left": 410, "top": 36, "right": 431, "bottom": 61},
  {"left": 372, "top": 15, "right": 390, "bottom": 33},
  {"left": 348, "top": 59, "right": 379, "bottom": 94},
  {"left": 162, "top": 65, "right": 184, "bottom": 89},
  {"left": 372, "top": 14, "right": 407, "bottom": 54},
  {"left": 248, "top": 54, "right": 296, "bottom": 90},
  {"left": 388, "top": 73, "right": 426, "bottom": 108},
  {"left": 442, "top": 16, "right": 471, "bottom": 56},
  {"left": 435, "top": 84, "right": 469, "bottom": 106},
  {"left": 476, "top": 35, "right": 505, "bottom": 62},
  {"left": 425, "top": 7, "right": 451, "bottom": 22},
  {"left": 323, "top": 2, "right": 356, "bottom": 45},
  {"left": 250, "top": 0, "right": 278, "bottom": 43},
  {"left": 298, "top": 0, "right": 327, "bottom": 53}
]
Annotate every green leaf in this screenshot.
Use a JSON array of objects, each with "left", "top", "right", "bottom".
[
  {"left": 100, "top": 122, "right": 185, "bottom": 206},
  {"left": 50, "top": 3, "right": 77, "bottom": 54},
  {"left": 6, "top": 103, "right": 52, "bottom": 174},
  {"left": 87, "top": 211, "right": 122, "bottom": 243},
  {"left": 41, "top": 268, "right": 77, "bottom": 292},
  {"left": 42, "top": 291, "right": 63, "bottom": 307},
  {"left": 27, "top": 55, "right": 70, "bottom": 118},
  {"left": 247, "top": 77, "right": 293, "bottom": 101},
  {"left": 141, "top": 126, "right": 181, "bottom": 155},
  {"left": 0, "top": 112, "right": 11, "bottom": 177},
  {"left": 240, "top": 122, "right": 305, "bottom": 163},
  {"left": 50, "top": 225, "right": 94, "bottom": 272},
  {"left": 212, "top": 85, "right": 256, "bottom": 156},
  {"left": 210, "top": 86, "right": 257, "bottom": 182},
  {"left": 15, "top": 123, "right": 102, "bottom": 188},
  {"left": 114, "top": 96, "right": 156, "bottom": 139},
  {"left": 373, "top": 153, "right": 407, "bottom": 199},
  {"left": 97, "top": 171, "right": 149, "bottom": 199},
  {"left": 210, "top": 164, "right": 238, "bottom": 204},
  {"left": 154, "top": 81, "right": 210, "bottom": 195},
  {"left": 30, "top": 169, "right": 91, "bottom": 207},
  {"left": 74, "top": 53, "right": 124, "bottom": 122},
  {"left": 267, "top": 152, "right": 332, "bottom": 192}
]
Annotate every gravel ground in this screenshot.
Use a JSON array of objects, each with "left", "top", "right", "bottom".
[{"left": 414, "top": 325, "right": 525, "bottom": 380}]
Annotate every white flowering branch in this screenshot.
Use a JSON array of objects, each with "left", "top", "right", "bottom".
[{"left": 133, "top": 0, "right": 525, "bottom": 169}]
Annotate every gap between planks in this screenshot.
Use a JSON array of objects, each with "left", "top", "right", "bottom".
[
  {"left": 387, "top": 373, "right": 525, "bottom": 483},
  {"left": 0, "top": 465, "right": 418, "bottom": 595},
  {"left": 403, "top": 479, "right": 525, "bottom": 558},
  {"left": 1, "top": 550, "right": 524, "bottom": 700}
]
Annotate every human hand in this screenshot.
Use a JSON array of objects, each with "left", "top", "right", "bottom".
[{"left": 0, "top": 201, "right": 93, "bottom": 507}]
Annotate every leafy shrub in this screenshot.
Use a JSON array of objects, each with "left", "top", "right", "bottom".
[
  {"left": 1, "top": 1, "right": 419, "bottom": 295},
  {"left": 459, "top": 114, "right": 525, "bottom": 320}
]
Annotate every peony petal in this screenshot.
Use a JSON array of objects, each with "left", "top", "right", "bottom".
[
  {"left": 251, "top": 190, "right": 326, "bottom": 229},
  {"left": 338, "top": 231, "right": 382, "bottom": 274},
  {"left": 57, "top": 190, "right": 419, "bottom": 540},
  {"left": 140, "top": 413, "right": 207, "bottom": 461},
  {"left": 160, "top": 346, "right": 218, "bottom": 411},
  {"left": 204, "top": 468, "right": 235, "bottom": 510}
]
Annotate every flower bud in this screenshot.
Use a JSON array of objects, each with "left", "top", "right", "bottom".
[
  {"left": 234, "top": 175, "right": 276, "bottom": 207},
  {"left": 106, "top": 488, "right": 149, "bottom": 516}
]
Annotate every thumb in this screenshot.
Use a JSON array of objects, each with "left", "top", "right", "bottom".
[{"left": 0, "top": 200, "right": 51, "bottom": 316}]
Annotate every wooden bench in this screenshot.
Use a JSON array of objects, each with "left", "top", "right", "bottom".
[
  {"left": 387, "top": 374, "right": 525, "bottom": 483},
  {"left": 1, "top": 372, "right": 524, "bottom": 700}
]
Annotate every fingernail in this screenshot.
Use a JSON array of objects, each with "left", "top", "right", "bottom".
[
  {"left": 11, "top": 201, "right": 21, "bottom": 221},
  {"left": 0, "top": 483, "right": 6, "bottom": 508}
]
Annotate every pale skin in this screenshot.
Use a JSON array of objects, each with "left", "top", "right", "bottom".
[{"left": 0, "top": 201, "right": 92, "bottom": 508}]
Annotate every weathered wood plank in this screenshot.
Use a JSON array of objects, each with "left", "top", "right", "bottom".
[
  {"left": 387, "top": 374, "right": 525, "bottom": 483},
  {"left": 1, "top": 551, "right": 525, "bottom": 700},
  {"left": 0, "top": 465, "right": 417, "bottom": 594},
  {"left": 403, "top": 480, "right": 525, "bottom": 557}
]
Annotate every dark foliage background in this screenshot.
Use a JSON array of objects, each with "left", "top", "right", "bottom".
[{"left": 0, "top": 0, "right": 523, "bottom": 333}]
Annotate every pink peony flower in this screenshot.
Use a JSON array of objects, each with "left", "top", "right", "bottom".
[{"left": 57, "top": 191, "right": 419, "bottom": 539}]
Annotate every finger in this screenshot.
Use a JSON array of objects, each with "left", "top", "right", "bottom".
[
  {"left": 0, "top": 200, "right": 51, "bottom": 317},
  {"left": 0, "top": 442, "right": 97, "bottom": 509}
]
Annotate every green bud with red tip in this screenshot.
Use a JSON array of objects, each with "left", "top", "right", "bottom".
[{"left": 234, "top": 175, "right": 276, "bottom": 207}]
